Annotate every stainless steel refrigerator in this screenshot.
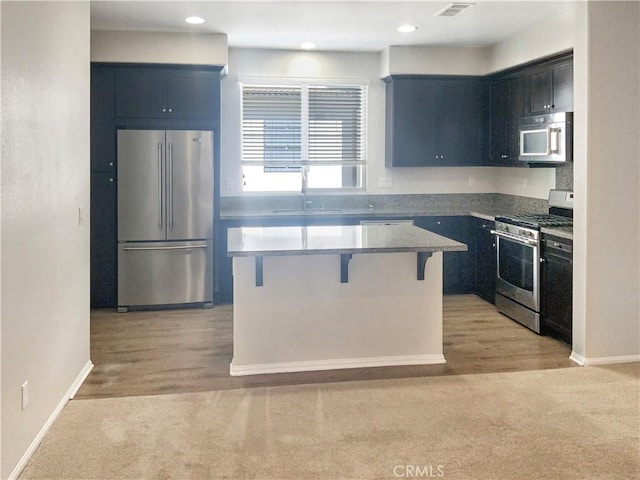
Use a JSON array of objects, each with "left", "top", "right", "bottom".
[{"left": 117, "top": 129, "right": 214, "bottom": 311}]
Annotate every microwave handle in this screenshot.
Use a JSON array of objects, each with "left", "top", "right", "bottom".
[{"left": 549, "top": 127, "right": 559, "bottom": 154}]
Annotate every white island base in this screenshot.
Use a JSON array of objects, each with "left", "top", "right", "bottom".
[{"left": 230, "top": 251, "right": 445, "bottom": 376}]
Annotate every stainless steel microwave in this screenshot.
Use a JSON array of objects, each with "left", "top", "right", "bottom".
[{"left": 519, "top": 112, "right": 573, "bottom": 164}]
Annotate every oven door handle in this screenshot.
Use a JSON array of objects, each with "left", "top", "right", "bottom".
[{"left": 490, "top": 230, "right": 538, "bottom": 246}]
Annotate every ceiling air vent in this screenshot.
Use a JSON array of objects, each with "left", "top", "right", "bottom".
[{"left": 434, "top": 3, "right": 475, "bottom": 17}]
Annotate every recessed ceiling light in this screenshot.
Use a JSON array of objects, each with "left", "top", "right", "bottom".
[
  {"left": 185, "top": 16, "right": 205, "bottom": 25},
  {"left": 300, "top": 42, "right": 317, "bottom": 50},
  {"left": 397, "top": 24, "right": 417, "bottom": 33}
]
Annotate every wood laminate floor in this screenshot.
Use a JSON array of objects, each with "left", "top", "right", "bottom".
[{"left": 75, "top": 295, "right": 574, "bottom": 399}]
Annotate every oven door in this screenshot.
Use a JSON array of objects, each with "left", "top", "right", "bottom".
[{"left": 494, "top": 231, "right": 540, "bottom": 311}]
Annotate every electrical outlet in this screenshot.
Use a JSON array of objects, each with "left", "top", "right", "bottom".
[
  {"left": 468, "top": 177, "right": 476, "bottom": 187},
  {"left": 78, "top": 207, "right": 86, "bottom": 226},
  {"left": 21, "top": 381, "right": 29, "bottom": 410}
]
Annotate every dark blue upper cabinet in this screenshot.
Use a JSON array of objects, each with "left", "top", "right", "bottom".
[
  {"left": 487, "top": 73, "right": 528, "bottom": 166},
  {"left": 91, "top": 65, "right": 117, "bottom": 172},
  {"left": 115, "top": 69, "right": 167, "bottom": 119},
  {"left": 528, "top": 58, "right": 574, "bottom": 115},
  {"left": 115, "top": 67, "right": 220, "bottom": 121},
  {"left": 384, "top": 75, "right": 487, "bottom": 167}
]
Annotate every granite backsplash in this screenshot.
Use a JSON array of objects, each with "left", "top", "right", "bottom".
[
  {"left": 556, "top": 162, "right": 574, "bottom": 190},
  {"left": 220, "top": 193, "right": 549, "bottom": 219}
]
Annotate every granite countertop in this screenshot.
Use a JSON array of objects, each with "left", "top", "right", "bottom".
[
  {"left": 221, "top": 206, "right": 466, "bottom": 220},
  {"left": 541, "top": 225, "right": 573, "bottom": 240},
  {"left": 227, "top": 223, "right": 468, "bottom": 257}
]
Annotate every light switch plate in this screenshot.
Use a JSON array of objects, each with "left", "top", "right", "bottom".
[
  {"left": 78, "top": 207, "right": 86, "bottom": 226},
  {"left": 21, "top": 381, "right": 29, "bottom": 410}
]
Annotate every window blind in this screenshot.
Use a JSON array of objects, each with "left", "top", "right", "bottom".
[
  {"left": 308, "top": 85, "right": 365, "bottom": 164},
  {"left": 241, "top": 83, "right": 366, "bottom": 165},
  {"left": 242, "top": 85, "right": 302, "bottom": 163}
]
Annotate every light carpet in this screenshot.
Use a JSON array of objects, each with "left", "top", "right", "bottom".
[{"left": 20, "top": 364, "right": 640, "bottom": 480}]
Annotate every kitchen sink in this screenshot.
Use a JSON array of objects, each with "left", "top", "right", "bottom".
[{"left": 272, "top": 208, "right": 342, "bottom": 214}]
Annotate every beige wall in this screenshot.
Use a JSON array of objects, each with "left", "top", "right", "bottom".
[
  {"left": 91, "top": 30, "right": 228, "bottom": 66},
  {"left": 381, "top": 9, "right": 576, "bottom": 77},
  {"left": 1, "top": 2, "right": 91, "bottom": 478},
  {"left": 488, "top": 9, "right": 575, "bottom": 73},
  {"left": 382, "top": 45, "right": 490, "bottom": 77},
  {"left": 572, "top": 1, "right": 640, "bottom": 363}
]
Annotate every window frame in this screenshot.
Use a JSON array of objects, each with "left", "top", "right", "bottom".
[{"left": 239, "top": 77, "right": 368, "bottom": 194}]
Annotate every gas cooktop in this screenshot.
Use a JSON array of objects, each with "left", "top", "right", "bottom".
[{"left": 495, "top": 213, "right": 573, "bottom": 229}]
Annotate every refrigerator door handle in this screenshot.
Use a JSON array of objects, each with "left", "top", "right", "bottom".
[
  {"left": 157, "top": 142, "right": 163, "bottom": 229},
  {"left": 169, "top": 142, "right": 174, "bottom": 229},
  {"left": 120, "top": 244, "right": 209, "bottom": 251}
]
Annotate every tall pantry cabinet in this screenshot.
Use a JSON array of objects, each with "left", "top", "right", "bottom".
[{"left": 90, "top": 63, "right": 223, "bottom": 308}]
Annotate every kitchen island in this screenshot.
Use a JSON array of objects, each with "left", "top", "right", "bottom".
[{"left": 227, "top": 223, "right": 467, "bottom": 376}]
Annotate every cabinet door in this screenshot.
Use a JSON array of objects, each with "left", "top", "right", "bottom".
[
  {"left": 542, "top": 251, "right": 572, "bottom": 345},
  {"left": 474, "top": 219, "right": 496, "bottom": 303},
  {"left": 115, "top": 69, "right": 167, "bottom": 119},
  {"left": 386, "top": 77, "right": 440, "bottom": 166},
  {"left": 439, "top": 79, "right": 486, "bottom": 166},
  {"left": 166, "top": 71, "right": 218, "bottom": 120},
  {"left": 551, "top": 62, "right": 573, "bottom": 112},
  {"left": 528, "top": 59, "right": 574, "bottom": 115},
  {"left": 508, "top": 74, "right": 528, "bottom": 161},
  {"left": 529, "top": 69, "right": 551, "bottom": 115},
  {"left": 91, "top": 173, "right": 118, "bottom": 308},
  {"left": 91, "top": 65, "right": 116, "bottom": 172},
  {"left": 488, "top": 78, "right": 510, "bottom": 164},
  {"left": 414, "top": 216, "right": 471, "bottom": 294}
]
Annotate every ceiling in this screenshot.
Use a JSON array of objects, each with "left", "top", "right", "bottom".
[{"left": 90, "top": 1, "right": 575, "bottom": 52}]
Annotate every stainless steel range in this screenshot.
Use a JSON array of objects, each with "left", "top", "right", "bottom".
[{"left": 492, "top": 190, "right": 573, "bottom": 333}]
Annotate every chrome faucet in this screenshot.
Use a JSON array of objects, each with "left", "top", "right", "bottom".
[{"left": 301, "top": 166, "right": 312, "bottom": 210}]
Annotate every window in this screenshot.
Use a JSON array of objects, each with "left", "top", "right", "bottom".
[{"left": 241, "top": 82, "right": 367, "bottom": 192}]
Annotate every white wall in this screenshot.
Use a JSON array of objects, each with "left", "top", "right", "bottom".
[
  {"left": 487, "top": 9, "right": 575, "bottom": 74},
  {"left": 381, "top": 9, "right": 576, "bottom": 78},
  {"left": 1, "top": 3, "right": 91, "bottom": 478},
  {"left": 382, "top": 45, "right": 490, "bottom": 77},
  {"left": 572, "top": 1, "right": 640, "bottom": 363},
  {"left": 221, "top": 47, "right": 555, "bottom": 198},
  {"left": 91, "top": 30, "right": 228, "bottom": 66}
]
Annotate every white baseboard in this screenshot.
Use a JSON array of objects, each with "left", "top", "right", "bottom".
[
  {"left": 569, "top": 352, "right": 586, "bottom": 365},
  {"left": 230, "top": 354, "right": 446, "bottom": 376},
  {"left": 570, "top": 351, "right": 640, "bottom": 366},
  {"left": 8, "top": 360, "right": 94, "bottom": 480}
]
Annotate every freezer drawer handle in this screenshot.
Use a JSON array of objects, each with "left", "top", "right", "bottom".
[{"left": 120, "top": 244, "right": 209, "bottom": 251}]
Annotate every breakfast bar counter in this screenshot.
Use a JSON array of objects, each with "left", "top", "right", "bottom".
[{"left": 227, "top": 223, "right": 466, "bottom": 376}]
